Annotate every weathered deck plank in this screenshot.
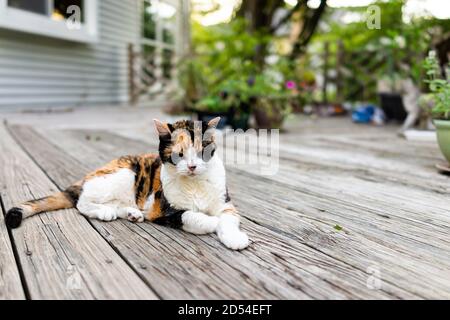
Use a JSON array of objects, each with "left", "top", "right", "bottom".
[
  {"left": 38, "top": 126, "right": 450, "bottom": 299},
  {"left": 11, "top": 125, "right": 403, "bottom": 299},
  {"left": 276, "top": 138, "right": 450, "bottom": 194},
  {"left": 0, "top": 205, "right": 25, "bottom": 300},
  {"left": 20, "top": 125, "right": 418, "bottom": 299},
  {"left": 0, "top": 124, "right": 156, "bottom": 300},
  {"left": 4, "top": 112, "right": 450, "bottom": 300},
  {"left": 11, "top": 126, "right": 305, "bottom": 299}
]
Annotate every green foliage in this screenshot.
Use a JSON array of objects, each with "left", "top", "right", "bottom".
[
  {"left": 142, "top": 1, "right": 156, "bottom": 39},
  {"left": 423, "top": 51, "right": 450, "bottom": 120},
  {"left": 191, "top": 19, "right": 269, "bottom": 92},
  {"left": 310, "top": 0, "right": 450, "bottom": 102},
  {"left": 179, "top": 19, "right": 294, "bottom": 114},
  {"left": 195, "top": 96, "right": 226, "bottom": 113}
]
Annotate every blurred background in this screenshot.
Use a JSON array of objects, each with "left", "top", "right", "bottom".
[{"left": 0, "top": 0, "right": 449, "bottom": 132}]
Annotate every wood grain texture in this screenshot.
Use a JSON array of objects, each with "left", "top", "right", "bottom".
[
  {"left": 21, "top": 125, "right": 413, "bottom": 299},
  {"left": 41, "top": 126, "right": 450, "bottom": 299},
  {"left": 0, "top": 124, "right": 157, "bottom": 300},
  {"left": 6, "top": 117, "right": 450, "bottom": 299},
  {"left": 0, "top": 205, "right": 25, "bottom": 299},
  {"left": 12, "top": 126, "right": 359, "bottom": 299}
]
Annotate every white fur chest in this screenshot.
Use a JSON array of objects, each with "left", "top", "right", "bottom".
[{"left": 161, "top": 157, "right": 227, "bottom": 215}]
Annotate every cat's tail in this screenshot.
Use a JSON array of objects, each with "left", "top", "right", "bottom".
[{"left": 5, "top": 185, "right": 81, "bottom": 229}]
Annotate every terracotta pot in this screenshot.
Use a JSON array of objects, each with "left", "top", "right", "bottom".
[{"left": 253, "top": 98, "right": 286, "bottom": 129}]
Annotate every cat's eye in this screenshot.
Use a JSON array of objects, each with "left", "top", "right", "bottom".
[{"left": 178, "top": 152, "right": 183, "bottom": 158}]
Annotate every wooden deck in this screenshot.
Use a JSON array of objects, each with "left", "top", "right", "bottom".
[{"left": 1, "top": 107, "right": 450, "bottom": 300}]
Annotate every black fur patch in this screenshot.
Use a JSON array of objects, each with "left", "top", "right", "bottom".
[
  {"left": 134, "top": 162, "right": 146, "bottom": 203},
  {"left": 5, "top": 207, "right": 23, "bottom": 229},
  {"left": 153, "top": 192, "right": 184, "bottom": 229},
  {"left": 154, "top": 190, "right": 163, "bottom": 199},
  {"left": 126, "top": 156, "right": 141, "bottom": 176},
  {"left": 134, "top": 158, "right": 161, "bottom": 203},
  {"left": 64, "top": 185, "right": 82, "bottom": 206},
  {"left": 158, "top": 133, "right": 174, "bottom": 164},
  {"left": 131, "top": 158, "right": 142, "bottom": 178}
]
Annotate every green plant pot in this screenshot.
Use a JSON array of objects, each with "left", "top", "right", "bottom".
[{"left": 434, "top": 120, "right": 450, "bottom": 163}]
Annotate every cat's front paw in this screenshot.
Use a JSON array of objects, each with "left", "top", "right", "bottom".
[
  {"left": 96, "top": 207, "right": 118, "bottom": 222},
  {"left": 126, "top": 208, "right": 144, "bottom": 223},
  {"left": 218, "top": 230, "right": 249, "bottom": 250},
  {"left": 118, "top": 207, "right": 144, "bottom": 223}
]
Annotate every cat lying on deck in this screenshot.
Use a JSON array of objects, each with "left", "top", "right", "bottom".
[{"left": 5, "top": 117, "right": 249, "bottom": 250}]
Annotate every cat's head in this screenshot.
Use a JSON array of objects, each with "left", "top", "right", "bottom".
[{"left": 153, "top": 118, "right": 220, "bottom": 177}]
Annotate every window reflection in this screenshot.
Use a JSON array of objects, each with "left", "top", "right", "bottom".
[{"left": 7, "top": 0, "right": 48, "bottom": 15}]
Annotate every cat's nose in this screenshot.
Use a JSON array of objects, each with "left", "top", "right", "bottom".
[{"left": 188, "top": 165, "right": 197, "bottom": 172}]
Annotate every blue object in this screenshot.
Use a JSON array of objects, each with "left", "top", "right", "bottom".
[{"left": 352, "top": 105, "right": 376, "bottom": 123}]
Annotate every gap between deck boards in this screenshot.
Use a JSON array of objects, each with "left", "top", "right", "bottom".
[{"left": 0, "top": 194, "right": 28, "bottom": 299}]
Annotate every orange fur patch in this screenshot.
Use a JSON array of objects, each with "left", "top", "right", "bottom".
[
  {"left": 24, "top": 192, "right": 73, "bottom": 215},
  {"left": 146, "top": 199, "right": 162, "bottom": 221}
]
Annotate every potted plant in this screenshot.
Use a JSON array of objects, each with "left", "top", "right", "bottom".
[
  {"left": 193, "top": 95, "right": 233, "bottom": 129},
  {"left": 423, "top": 51, "right": 450, "bottom": 163},
  {"left": 218, "top": 79, "right": 253, "bottom": 130},
  {"left": 250, "top": 75, "right": 293, "bottom": 129}
]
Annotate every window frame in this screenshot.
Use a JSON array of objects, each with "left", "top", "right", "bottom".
[
  {"left": 141, "top": 0, "right": 180, "bottom": 81},
  {"left": 0, "top": 0, "right": 98, "bottom": 43}
]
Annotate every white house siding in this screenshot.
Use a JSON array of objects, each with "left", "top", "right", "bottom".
[{"left": 0, "top": 0, "right": 141, "bottom": 108}]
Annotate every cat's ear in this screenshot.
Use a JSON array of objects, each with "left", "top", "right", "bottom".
[
  {"left": 207, "top": 117, "right": 221, "bottom": 129},
  {"left": 153, "top": 119, "right": 171, "bottom": 136}
]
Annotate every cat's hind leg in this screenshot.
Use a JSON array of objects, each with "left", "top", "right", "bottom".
[
  {"left": 77, "top": 201, "right": 119, "bottom": 222},
  {"left": 78, "top": 168, "right": 142, "bottom": 223},
  {"left": 77, "top": 202, "right": 144, "bottom": 223}
]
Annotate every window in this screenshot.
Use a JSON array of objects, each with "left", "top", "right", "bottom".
[
  {"left": 7, "top": 0, "right": 85, "bottom": 21},
  {"left": 7, "top": 0, "right": 48, "bottom": 15},
  {"left": 0, "top": 0, "right": 97, "bottom": 43},
  {"left": 52, "top": 0, "right": 84, "bottom": 22},
  {"left": 141, "top": 0, "right": 178, "bottom": 88},
  {"left": 162, "top": 48, "right": 174, "bottom": 79},
  {"left": 143, "top": 0, "right": 157, "bottom": 40}
]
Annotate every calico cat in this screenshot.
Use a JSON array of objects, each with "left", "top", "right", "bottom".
[{"left": 5, "top": 117, "right": 249, "bottom": 250}]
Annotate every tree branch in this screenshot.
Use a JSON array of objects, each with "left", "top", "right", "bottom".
[
  {"left": 290, "top": 0, "right": 327, "bottom": 59},
  {"left": 269, "top": 1, "right": 304, "bottom": 33}
]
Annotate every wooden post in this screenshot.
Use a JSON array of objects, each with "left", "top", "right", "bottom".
[
  {"left": 128, "top": 43, "right": 138, "bottom": 106},
  {"left": 323, "top": 41, "right": 329, "bottom": 105}
]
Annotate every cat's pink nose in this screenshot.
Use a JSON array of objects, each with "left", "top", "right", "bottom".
[{"left": 188, "top": 165, "right": 197, "bottom": 172}]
